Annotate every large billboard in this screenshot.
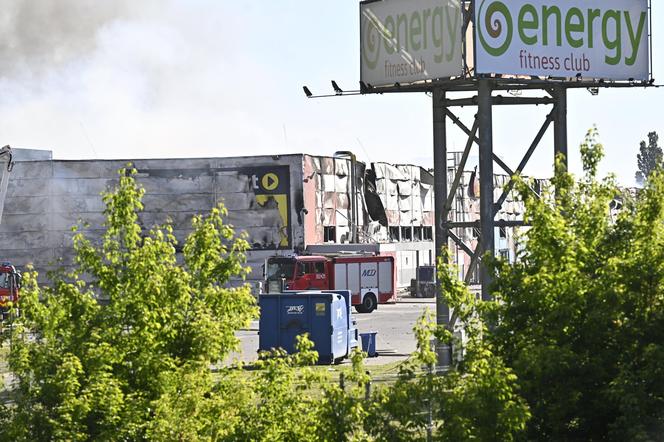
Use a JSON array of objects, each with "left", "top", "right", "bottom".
[
  {"left": 360, "top": 0, "right": 463, "bottom": 87},
  {"left": 474, "top": 0, "right": 650, "bottom": 81}
]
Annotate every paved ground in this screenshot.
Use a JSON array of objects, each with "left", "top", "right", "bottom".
[{"left": 231, "top": 296, "right": 437, "bottom": 366}]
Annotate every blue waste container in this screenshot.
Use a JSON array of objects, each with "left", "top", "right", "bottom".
[
  {"left": 360, "top": 332, "right": 378, "bottom": 357},
  {"left": 259, "top": 290, "right": 357, "bottom": 364}
]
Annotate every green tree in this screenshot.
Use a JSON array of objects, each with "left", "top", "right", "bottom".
[
  {"left": 316, "top": 349, "right": 374, "bottom": 441},
  {"left": 361, "top": 256, "right": 530, "bottom": 442},
  {"left": 232, "top": 335, "right": 325, "bottom": 442},
  {"left": 635, "top": 131, "right": 662, "bottom": 185},
  {"left": 0, "top": 164, "right": 538, "bottom": 441},
  {"left": 489, "top": 128, "right": 664, "bottom": 440},
  {"left": 1, "top": 166, "right": 258, "bottom": 440},
  {"left": 146, "top": 334, "right": 324, "bottom": 441}
]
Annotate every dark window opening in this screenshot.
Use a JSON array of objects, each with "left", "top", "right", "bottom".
[
  {"left": 324, "top": 226, "right": 336, "bottom": 243},
  {"left": 389, "top": 227, "right": 400, "bottom": 241},
  {"left": 423, "top": 227, "right": 433, "bottom": 241},
  {"left": 401, "top": 227, "right": 412, "bottom": 241},
  {"left": 499, "top": 227, "right": 507, "bottom": 239},
  {"left": 413, "top": 226, "right": 423, "bottom": 241}
]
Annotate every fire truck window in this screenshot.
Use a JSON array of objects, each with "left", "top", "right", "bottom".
[
  {"left": 0, "top": 273, "right": 8, "bottom": 288},
  {"left": 267, "top": 260, "right": 295, "bottom": 279},
  {"left": 314, "top": 262, "right": 325, "bottom": 273}
]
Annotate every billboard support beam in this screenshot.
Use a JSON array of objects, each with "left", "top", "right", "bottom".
[
  {"left": 440, "top": 84, "right": 562, "bottom": 302},
  {"left": 478, "top": 79, "right": 494, "bottom": 301},
  {"left": 433, "top": 87, "right": 452, "bottom": 368},
  {"left": 553, "top": 86, "right": 568, "bottom": 169},
  {"left": 464, "top": 243, "right": 481, "bottom": 285},
  {"left": 448, "top": 229, "right": 475, "bottom": 258},
  {"left": 442, "top": 96, "right": 555, "bottom": 107}
]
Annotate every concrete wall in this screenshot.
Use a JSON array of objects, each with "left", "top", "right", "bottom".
[
  {"left": 12, "top": 148, "right": 52, "bottom": 161},
  {"left": 1, "top": 155, "right": 306, "bottom": 283}
]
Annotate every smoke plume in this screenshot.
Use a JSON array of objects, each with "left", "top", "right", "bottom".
[{"left": 0, "top": 0, "right": 159, "bottom": 77}]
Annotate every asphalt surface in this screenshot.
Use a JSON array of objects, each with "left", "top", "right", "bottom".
[{"left": 231, "top": 295, "right": 437, "bottom": 366}]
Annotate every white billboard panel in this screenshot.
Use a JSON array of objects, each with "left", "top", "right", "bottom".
[
  {"left": 474, "top": 0, "right": 650, "bottom": 81},
  {"left": 360, "top": 0, "right": 463, "bottom": 87}
]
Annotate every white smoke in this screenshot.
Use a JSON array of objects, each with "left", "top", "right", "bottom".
[
  {"left": 0, "top": 1, "right": 439, "bottom": 168},
  {"left": 0, "top": 1, "right": 271, "bottom": 159},
  {"left": 0, "top": 0, "right": 152, "bottom": 77}
]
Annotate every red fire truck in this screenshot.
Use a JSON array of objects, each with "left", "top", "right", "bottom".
[
  {"left": 0, "top": 262, "right": 21, "bottom": 317},
  {"left": 264, "top": 254, "right": 396, "bottom": 313}
]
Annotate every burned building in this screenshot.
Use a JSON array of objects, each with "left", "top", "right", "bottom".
[
  {"left": 2, "top": 148, "right": 540, "bottom": 290},
  {"left": 2, "top": 151, "right": 436, "bottom": 288}
]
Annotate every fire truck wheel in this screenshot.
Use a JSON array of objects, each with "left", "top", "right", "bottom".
[{"left": 359, "top": 293, "right": 377, "bottom": 314}]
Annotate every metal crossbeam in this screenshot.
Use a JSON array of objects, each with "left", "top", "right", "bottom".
[
  {"left": 448, "top": 229, "right": 475, "bottom": 258},
  {"left": 493, "top": 111, "right": 554, "bottom": 213},
  {"left": 492, "top": 154, "right": 514, "bottom": 176},
  {"left": 464, "top": 244, "right": 481, "bottom": 285},
  {"left": 445, "top": 115, "right": 479, "bottom": 213},
  {"left": 444, "top": 108, "right": 516, "bottom": 177},
  {"left": 442, "top": 96, "right": 555, "bottom": 107},
  {"left": 356, "top": 78, "right": 657, "bottom": 96}
]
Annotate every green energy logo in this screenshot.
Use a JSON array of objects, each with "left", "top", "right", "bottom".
[
  {"left": 477, "top": 0, "right": 512, "bottom": 57},
  {"left": 362, "top": 5, "right": 459, "bottom": 70},
  {"left": 477, "top": 0, "right": 647, "bottom": 66}
]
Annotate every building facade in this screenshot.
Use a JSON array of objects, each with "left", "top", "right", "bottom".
[
  {"left": 2, "top": 151, "right": 436, "bottom": 288},
  {"left": 3, "top": 149, "right": 540, "bottom": 290}
]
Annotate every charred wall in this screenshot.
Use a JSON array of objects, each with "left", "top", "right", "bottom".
[{"left": 1, "top": 154, "right": 306, "bottom": 282}]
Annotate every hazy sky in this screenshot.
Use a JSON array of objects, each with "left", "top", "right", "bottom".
[{"left": 0, "top": 0, "right": 661, "bottom": 185}]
